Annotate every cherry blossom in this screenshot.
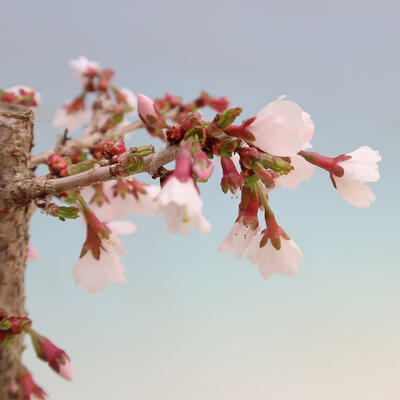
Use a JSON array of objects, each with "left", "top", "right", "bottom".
[
  {"left": 52, "top": 98, "right": 91, "bottom": 132},
  {"left": 248, "top": 96, "right": 314, "bottom": 157},
  {"left": 219, "top": 222, "right": 259, "bottom": 258},
  {"left": 158, "top": 177, "right": 211, "bottom": 235},
  {"left": 69, "top": 56, "right": 99, "bottom": 85},
  {"left": 73, "top": 220, "right": 136, "bottom": 294},
  {"left": 157, "top": 145, "right": 211, "bottom": 236},
  {"left": 247, "top": 234, "right": 302, "bottom": 279},
  {"left": 332, "top": 146, "right": 381, "bottom": 207},
  {"left": 81, "top": 180, "right": 161, "bottom": 221},
  {"left": 219, "top": 184, "right": 259, "bottom": 258},
  {"left": 276, "top": 153, "right": 315, "bottom": 190},
  {"left": 4, "top": 85, "right": 41, "bottom": 108}
]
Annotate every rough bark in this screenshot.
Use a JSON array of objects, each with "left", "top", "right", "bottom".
[
  {"left": 0, "top": 104, "right": 34, "bottom": 399},
  {"left": 3, "top": 144, "right": 178, "bottom": 203}
]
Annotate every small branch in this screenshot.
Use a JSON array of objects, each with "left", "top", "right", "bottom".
[
  {"left": 29, "top": 120, "right": 144, "bottom": 168},
  {"left": 30, "top": 110, "right": 179, "bottom": 168},
  {"left": 5, "top": 145, "right": 179, "bottom": 203}
]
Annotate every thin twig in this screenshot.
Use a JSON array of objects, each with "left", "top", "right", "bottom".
[{"left": 29, "top": 120, "right": 144, "bottom": 168}]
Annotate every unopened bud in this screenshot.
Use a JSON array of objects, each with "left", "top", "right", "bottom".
[
  {"left": 48, "top": 154, "right": 69, "bottom": 174},
  {"left": 214, "top": 107, "right": 242, "bottom": 129}
]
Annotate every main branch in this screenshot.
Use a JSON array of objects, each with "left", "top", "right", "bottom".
[{"left": 4, "top": 145, "right": 178, "bottom": 203}]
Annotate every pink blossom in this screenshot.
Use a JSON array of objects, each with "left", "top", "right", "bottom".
[
  {"left": 333, "top": 146, "right": 381, "bottom": 207},
  {"left": 52, "top": 99, "right": 91, "bottom": 132},
  {"left": 247, "top": 234, "right": 302, "bottom": 279},
  {"left": 5, "top": 85, "right": 41, "bottom": 108},
  {"left": 276, "top": 154, "right": 315, "bottom": 190},
  {"left": 158, "top": 177, "right": 211, "bottom": 235},
  {"left": 220, "top": 156, "right": 243, "bottom": 194},
  {"left": 192, "top": 149, "right": 214, "bottom": 181},
  {"left": 81, "top": 180, "right": 161, "bottom": 221},
  {"left": 69, "top": 56, "right": 99, "bottom": 85},
  {"left": 248, "top": 96, "right": 314, "bottom": 157},
  {"left": 219, "top": 222, "right": 259, "bottom": 258},
  {"left": 157, "top": 145, "right": 211, "bottom": 235},
  {"left": 27, "top": 244, "right": 39, "bottom": 261},
  {"left": 73, "top": 220, "right": 136, "bottom": 294}
]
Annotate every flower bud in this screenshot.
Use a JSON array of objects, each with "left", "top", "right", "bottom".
[
  {"left": 239, "top": 147, "right": 259, "bottom": 169},
  {"left": 213, "top": 107, "right": 242, "bottom": 129},
  {"left": 181, "top": 112, "right": 204, "bottom": 133},
  {"left": 138, "top": 94, "right": 165, "bottom": 128},
  {"left": 224, "top": 117, "right": 256, "bottom": 141},
  {"left": 238, "top": 185, "right": 259, "bottom": 229},
  {"left": 18, "top": 369, "right": 49, "bottom": 400},
  {"left": 220, "top": 156, "right": 243, "bottom": 194},
  {"left": 166, "top": 125, "right": 183, "bottom": 144},
  {"left": 192, "top": 150, "right": 214, "bottom": 181},
  {"left": 173, "top": 144, "right": 192, "bottom": 181},
  {"left": 29, "top": 331, "right": 73, "bottom": 381},
  {"left": 48, "top": 154, "right": 69, "bottom": 174}
]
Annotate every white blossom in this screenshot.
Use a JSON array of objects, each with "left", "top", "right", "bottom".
[
  {"left": 69, "top": 56, "right": 99, "bottom": 85},
  {"left": 72, "top": 220, "right": 135, "bottom": 294},
  {"left": 333, "top": 146, "right": 381, "bottom": 207},
  {"left": 81, "top": 181, "right": 161, "bottom": 221},
  {"left": 52, "top": 102, "right": 91, "bottom": 132},
  {"left": 219, "top": 222, "right": 258, "bottom": 258},
  {"left": 247, "top": 234, "right": 302, "bottom": 279},
  {"left": 158, "top": 177, "right": 211, "bottom": 236},
  {"left": 276, "top": 154, "right": 315, "bottom": 190},
  {"left": 248, "top": 96, "right": 314, "bottom": 157}
]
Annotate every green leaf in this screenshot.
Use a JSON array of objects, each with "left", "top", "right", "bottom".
[
  {"left": 67, "top": 160, "right": 96, "bottom": 175},
  {"left": 113, "top": 113, "right": 124, "bottom": 125},
  {"left": 214, "top": 107, "right": 242, "bottom": 129}
]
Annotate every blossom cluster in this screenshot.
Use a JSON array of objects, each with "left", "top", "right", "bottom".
[
  {"left": 4, "top": 56, "right": 381, "bottom": 398},
  {"left": 0, "top": 85, "right": 40, "bottom": 108},
  {"left": 24, "top": 56, "right": 380, "bottom": 295}
]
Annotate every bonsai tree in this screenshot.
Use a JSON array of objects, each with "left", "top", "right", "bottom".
[{"left": 0, "top": 57, "right": 381, "bottom": 400}]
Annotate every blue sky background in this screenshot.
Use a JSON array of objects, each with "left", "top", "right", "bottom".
[{"left": 1, "top": 1, "right": 399, "bottom": 399}]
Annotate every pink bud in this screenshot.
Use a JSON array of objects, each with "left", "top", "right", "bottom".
[
  {"left": 192, "top": 150, "right": 214, "bottom": 181},
  {"left": 48, "top": 154, "right": 69, "bottom": 173},
  {"left": 237, "top": 185, "right": 259, "bottom": 230},
  {"left": 31, "top": 333, "right": 73, "bottom": 381},
  {"left": 138, "top": 94, "right": 165, "bottom": 128},
  {"left": 18, "top": 370, "right": 48, "bottom": 400},
  {"left": 173, "top": 145, "right": 192, "bottom": 182},
  {"left": 220, "top": 156, "right": 243, "bottom": 194}
]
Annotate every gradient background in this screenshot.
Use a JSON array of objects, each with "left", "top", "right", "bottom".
[{"left": 1, "top": 1, "right": 399, "bottom": 399}]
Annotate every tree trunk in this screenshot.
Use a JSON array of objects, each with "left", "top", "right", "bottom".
[{"left": 0, "top": 104, "right": 34, "bottom": 399}]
